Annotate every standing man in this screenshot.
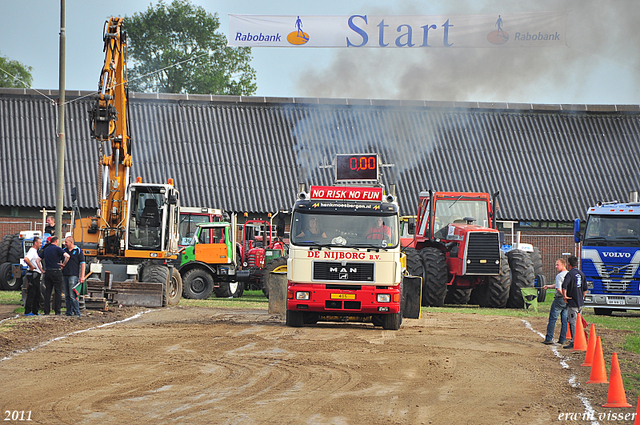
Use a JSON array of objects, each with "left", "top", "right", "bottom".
[
  {"left": 44, "top": 215, "right": 56, "bottom": 236},
  {"left": 542, "top": 258, "right": 569, "bottom": 345},
  {"left": 62, "top": 236, "right": 85, "bottom": 317},
  {"left": 23, "top": 236, "right": 44, "bottom": 316},
  {"left": 40, "top": 236, "right": 69, "bottom": 315},
  {"left": 562, "top": 255, "right": 587, "bottom": 349}
]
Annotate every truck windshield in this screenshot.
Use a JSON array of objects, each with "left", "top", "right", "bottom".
[
  {"left": 584, "top": 215, "right": 640, "bottom": 246},
  {"left": 291, "top": 212, "right": 398, "bottom": 248},
  {"left": 433, "top": 199, "right": 490, "bottom": 237}
]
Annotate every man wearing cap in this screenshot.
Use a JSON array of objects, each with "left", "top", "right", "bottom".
[{"left": 40, "top": 236, "right": 70, "bottom": 315}]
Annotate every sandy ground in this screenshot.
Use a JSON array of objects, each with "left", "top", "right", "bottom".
[{"left": 0, "top": 305, "right": 637, "bottom": 425}]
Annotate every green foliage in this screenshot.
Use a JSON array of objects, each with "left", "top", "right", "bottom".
[
  {"left": 125, "top": 0, "right": 256, "bottom": 95},
  {"left": 0, "top": 53, "right": 33, "bottom": 88}
]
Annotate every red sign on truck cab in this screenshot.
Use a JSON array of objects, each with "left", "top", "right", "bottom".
[{"left": 309, "top": 186, "right": 383, "bottom": 201}]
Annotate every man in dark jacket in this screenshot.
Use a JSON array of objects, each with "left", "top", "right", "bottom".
[
  {"left": 40, "top": 236, "right": 69, "bottom": 315},
  {"left": 562, "top": 255, "right": 587, "bottom": 349}
]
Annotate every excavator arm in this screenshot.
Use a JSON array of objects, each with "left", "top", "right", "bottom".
[{"left": 88, "top": 17, "right": 132, "bottom": 255}]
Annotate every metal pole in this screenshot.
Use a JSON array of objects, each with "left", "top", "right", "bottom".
[{"left": 56, "top": 0, "right": 66, "bottom": 237}]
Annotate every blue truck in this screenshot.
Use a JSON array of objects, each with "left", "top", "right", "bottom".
[{"left": 574, "top": 200, "right": 640, "bottom": 315}]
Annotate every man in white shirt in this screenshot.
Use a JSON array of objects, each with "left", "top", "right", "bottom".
[
  {"left": 23, "top": 237, "right": 44, "bottom": 316},
  {"left": 542, "top": 258, "right": 569, "bottom": 345}
]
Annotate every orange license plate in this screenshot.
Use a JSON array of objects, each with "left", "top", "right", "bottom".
[{"left": 330, "top": 293, "right": 356, "bottom": 300}]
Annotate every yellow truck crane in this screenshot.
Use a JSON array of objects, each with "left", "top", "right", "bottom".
[{"left": 73, "top": 17, "right": 182, "bottom": 307}]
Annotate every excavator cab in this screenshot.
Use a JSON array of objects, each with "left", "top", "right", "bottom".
[{"left": 126, "top": 183, "right": 180, "bottom": 255}]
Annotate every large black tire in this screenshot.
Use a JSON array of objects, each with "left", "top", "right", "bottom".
[
  {"left": 286, "top": 309, "right": 304, "bottom": 327},
  {"left": 381, "top": 281, "right": 403, "bottom": 330},
  {"left": 7, "top": 235, "right": 23, "bottom": 264},
  {"left": 536, "top": 274, "right": 547, "bottom": 303},
  {"left": 232, "top": 281, "right": 245, "bottom": 298},
  {"left": 506, "top": 250, "right": 535, "bottom": 308},
  {"left": 476, "top": 252, "right": 511, "bottom": 308},
  {"left": 404, "top": 248, "right": 423, "bottom": 278},
  {"left": 261, "top": 257, "right": 287, "bottom": 299},
  {"left": 0, "top": 262, "right": 13, "bottom": 290},
  {"left": 418, "top": 247, "right": 448, "bottom": 307},
  {"left": 215, "top": 280, "right": 243, "bottom": 298},
  {"left": 141, "top": 264, "right": 171, "bottom": 307},
  {"left": 182, "top": 268, "right": 214, "bottom": 299},
  {"left": 445, "top": 287, "right": 472, "bottom": 305},
  {"left": 0, "top": 234, "right": 14, "bottom": 264}
]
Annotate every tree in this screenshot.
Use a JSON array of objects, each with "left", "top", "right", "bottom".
[
  {"left": 126, "top": 0, "right": 256, "bottom": 95},
  {"left": 0, "top": 53, "right": 33, "bottom": 89}
]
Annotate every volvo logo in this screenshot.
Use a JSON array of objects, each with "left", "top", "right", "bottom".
[{"left": 602, "top": 252, "right": 632, "bottom": 258}]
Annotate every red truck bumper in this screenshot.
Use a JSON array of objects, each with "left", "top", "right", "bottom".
[{"left": 287, "top": 283, "right": 401, "bottom": 315}]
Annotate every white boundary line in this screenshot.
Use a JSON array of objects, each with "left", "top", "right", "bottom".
[
  {"left": 521, "top": 319, "right": 599, "bottom": 425},
  {"left": 0, "top": 314, "right": 20, "bottom": 325},
  {"left": 0, "top": 310, "right": 152, "bottom": 363}
]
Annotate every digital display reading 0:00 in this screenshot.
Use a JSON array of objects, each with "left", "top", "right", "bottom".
[{"left": 335, "top": 154, "right": 378, "bottom": 181}]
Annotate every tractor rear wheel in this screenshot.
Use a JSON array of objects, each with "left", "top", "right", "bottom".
[
  {"left": 0, "top": 234, "right": 14, "bottom": 264},
  {"left": 445, "top": 287, "right": 472, "bottom": 305},
  {"left": 182, "top": 268, "right": 214, "bottom": 299},
  {"left": 506, "top": 250, "right": 535, "bottom": 308},
  {"left": 418, "top": 247, "right": 448, "bottom": 307},
  {"left": 7, "top": 235, "right": 22, "bottom": 265},
  {"left": 0, "top": 263, "right": 13, "bottom": 290},
  {"left": 261, "top": 257, "right": 287, "bottom": 299},
  {"left": 476, "top": 252, "right": 510, "bottom": 308},
  {"left": 404, "top": 248, "right": 423, "bottom": 278}
]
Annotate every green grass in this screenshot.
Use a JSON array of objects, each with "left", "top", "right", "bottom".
[
  {"left": 0, "top": 291, "right": 21, "bottom": 305},
  {"left": 179, "top": 290, "right": 268, "bottom": 309}
]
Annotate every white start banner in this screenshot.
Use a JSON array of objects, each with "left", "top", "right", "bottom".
[{"left": 228, "top": 12, "right": 567, "bottom": 48}]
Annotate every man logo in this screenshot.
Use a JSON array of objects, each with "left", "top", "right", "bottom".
[
  {"left": 487, "top": 14, "right": 509, "bottom": 45},
  {"left": 288, "top": 16, "right": 310, "bottom": 45}
]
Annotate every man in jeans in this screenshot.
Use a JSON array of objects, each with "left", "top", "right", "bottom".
[
  {"left": 562, "top": 255, "right": 587, "bottom": 349},
  {"left": 62, "top": 236, "right": 85, "bottom": 317},
  {"left": 41, "top": 236, "right": 69, "bottom": 315},
  {"left": 542, "top": 258, "right": 569, "bottom": 345}
]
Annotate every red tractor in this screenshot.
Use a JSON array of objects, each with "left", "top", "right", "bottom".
[
  {"left": 404, "top": 190, "right": 534, "bottom": 308},
  {"left": 240, "top": 217, "right": 287, "bottom": 295}
]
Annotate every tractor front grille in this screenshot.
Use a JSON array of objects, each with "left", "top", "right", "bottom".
[{"left": 464, "top": 232, "right": 501, "bottom": 275}]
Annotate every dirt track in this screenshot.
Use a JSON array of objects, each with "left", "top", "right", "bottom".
[{"left": 0, "top": 305, "right": 636, "bottom": 424}]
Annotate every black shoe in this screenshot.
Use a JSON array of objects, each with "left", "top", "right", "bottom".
[
  {"left": 563, "top": 343, "right": 574, "bottom": 349},
  {"left": 542, "top": 340, "right": 554, "bottom": 345},
  {"left": 557, "top": 340, "right": 567, "bottom": 345}
]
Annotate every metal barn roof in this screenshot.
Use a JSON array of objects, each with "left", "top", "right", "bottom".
[{"left": 0, "top": 88, "right": 639, "bottom": 221}]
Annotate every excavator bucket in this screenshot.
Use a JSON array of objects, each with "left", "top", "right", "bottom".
[{"left": 85, "top": 271, "right": 165, "bottom": 309}]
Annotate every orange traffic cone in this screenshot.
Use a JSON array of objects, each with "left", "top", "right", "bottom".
[
  {"left": 603, "top": 353, "right": 632, "bottom": 407},
  {"left": 586, "top": 337, "right": 608, "bottom": 384},
  {"left": 572, "top": 313, "right": 588, "bottom": 351},
  {"left": 566, "top": 325, "right": 572, "bottom": 341},
  {"left": 634, "top": 390, "right": 640, "bottom": 425},
  {"left": 582, "top": 324, "right": 597, "bottom": 367}
]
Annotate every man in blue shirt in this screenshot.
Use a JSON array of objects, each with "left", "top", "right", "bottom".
[
  {"left": 62, "top": 236, "right": 85, "bottom": 317},
  {"left": 562, "top": 255, "right": 587, "bottom": 349},
  {"left": 40, "top": 236, "right": 70, "bottom": 315}
]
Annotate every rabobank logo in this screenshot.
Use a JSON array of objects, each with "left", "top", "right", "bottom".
[
  {"left": 487, "top": 15, "right": 509, "bottom": 45},
  {"left": 287, "top": 16, "right": 310, "bottom": 45}
]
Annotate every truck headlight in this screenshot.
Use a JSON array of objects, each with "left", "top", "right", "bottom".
[
  {"left": 377, "top": 294, "right": 391, "bottom": 303},
  {"left": 296, "top": 292, "right": 310, "bottom": 300}
]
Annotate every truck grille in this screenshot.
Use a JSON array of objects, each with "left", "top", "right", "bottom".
[
  {"left": 313, "top": 262, "right": 374, "bottom": 282},
  {"left": 603, "top": 280, "right": 631, "bottom": 292},
  {"left": 464, "top": 232, "right": 501, "bottom": 275}
]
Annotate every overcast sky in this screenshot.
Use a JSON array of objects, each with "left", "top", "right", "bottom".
[{"left": 1, "top": 0, "right": 639, "bottom": 105}]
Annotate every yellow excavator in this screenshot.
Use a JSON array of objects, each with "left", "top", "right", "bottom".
[{"left": 73, "top": 17, "right": 182, "bottom": 307}]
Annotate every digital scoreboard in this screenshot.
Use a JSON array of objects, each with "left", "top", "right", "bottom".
[{"left": 335, "top": 154, "right": 379, "bottom": 182}]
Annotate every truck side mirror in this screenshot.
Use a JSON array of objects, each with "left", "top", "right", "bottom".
[
  {"left": 168, "top": 194, "right": 178, "bottom": 205},
  {"left": 407, "top": 218, "right": 416, "bottom": 235},
  {"left": 574, "top": 218, "right": 581, "bottom": 243}
]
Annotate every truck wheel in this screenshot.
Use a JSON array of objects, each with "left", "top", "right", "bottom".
[
  {"left": 594, "top": 308, "right": 613, "bottom": 316},
  {"left": 0, "top": 234, "right": 14, "bottom": 264},
  {"left": 168, "top": 268, "right": 182, "bottom": 306},
  {"left": 506, "top": 250, "right": 535, "bottom": 308},
  {"left": 418, "top": 247, "right": 448, "bottom": 307},
  {"left": 286, "top": 309, "right": 304, "bottom": 327},
  {"left": 232, "top": 281, "right": 245, "bottom": 298},
  {"left": 381, "top": 311, "right": 402, "bottom": 330},
  {"left": 7, "top": 234, "right": 22, "bottom": 264},
  {"left": 182, "top": 268, "right": 214, "bottom": 299},
  {"left": 445, "top": 287, "right": 471, "bottom": 305},
  {"left": 477, "top": 252, "right": 510, "bottom": 308},
  {"left": 261, "top": 257, "right": 287, "bottom": 299},
  {"left": 215, "top": 280, "right": 242, "bottom": 298},
  {"left": 141, "top": 264, "right": 171, "bottom": 307}
]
